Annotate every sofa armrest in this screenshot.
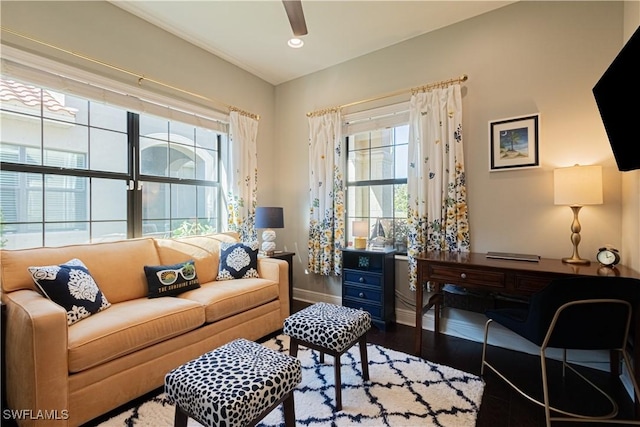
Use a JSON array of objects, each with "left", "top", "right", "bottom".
[
  {"left": 3, "top": 290, "right": 69, "bottom": 426},
  {"left": 257, "top": 258, "right": 289, "bottom": 321}
]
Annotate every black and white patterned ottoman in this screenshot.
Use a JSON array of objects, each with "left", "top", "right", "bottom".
[
  {"left": 164, "top": 338, "right": 302, "bottom": 427},
  {"left": 283, "top": 302, "right": 371, "bottom": 411}
]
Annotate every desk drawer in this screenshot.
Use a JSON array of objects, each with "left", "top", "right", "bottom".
[
  {"left": 428, "top": 265, "right": 506, "bottom": 289},
  {"left": 515, "top": 274, "right": 554, "bottom": 293}
]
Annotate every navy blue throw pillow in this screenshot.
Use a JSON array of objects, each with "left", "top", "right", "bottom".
[
  {"left": 217, "top": 241, "right": 260, "bottom": 280},
  {"left": 144, "top": 260, "right": 200, "bottom": 298},
  {"left": 28, "top": 258, "right": 111, "bottom": 325}
]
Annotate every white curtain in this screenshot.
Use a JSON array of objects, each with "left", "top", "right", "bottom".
[
  {"left": 407, "top": 85, "right": 470, "bottom": 291},
  {"left": 226, "top": 111, "right": 259, "bottom": 242},
  {"left": 307, "top": 110, "right": 345, "bottom": 276}
]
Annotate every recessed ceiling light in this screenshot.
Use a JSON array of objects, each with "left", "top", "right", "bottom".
[{"left": 288, "top": 38, "right": 304, "bottom": 48}]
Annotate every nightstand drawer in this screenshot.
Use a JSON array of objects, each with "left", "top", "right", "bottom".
[
  {"left": 343, "top": 269, "right": 382, "bottom": 287},
  {"left": 343, "top": 284, "right": 382, "bottom": 302},
  {"left": 343, "top": 298, "right": 382, "bottom": 319}
]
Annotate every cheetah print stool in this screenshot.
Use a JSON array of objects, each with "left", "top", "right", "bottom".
[
  {"left": 164, "top": 338, "right": 302, "bottom": 427},
  {"left": 283, "top": 302, "right": 371, "bottom": 411}
]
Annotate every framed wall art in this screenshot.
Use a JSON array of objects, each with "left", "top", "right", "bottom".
[{"left": 489, "top": 114, "right": 540, "bottom": 171}]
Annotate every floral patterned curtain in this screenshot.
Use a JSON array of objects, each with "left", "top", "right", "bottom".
[
  {"left": 307, "top": 110, "right": 345, "bottom": 275},
  {"left": 407, "top": 85, "right": 470, "bottom": 291},
  {"left": 226, "top": 111, "right": 259, "bottom": 242}
]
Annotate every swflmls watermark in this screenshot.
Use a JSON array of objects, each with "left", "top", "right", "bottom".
[{"left": 2, "top": 409, "right": 69, "bottom": 420}]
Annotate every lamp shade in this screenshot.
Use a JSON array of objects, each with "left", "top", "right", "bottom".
[
  {"left": 352, "top": 220, "right": 368, "bottom": 237},
  {"left": 255, "top": 207, "right": 284, "bottom": 229},
  {"left": 554, "top": 165, "right": 603, "bottom": 206}
]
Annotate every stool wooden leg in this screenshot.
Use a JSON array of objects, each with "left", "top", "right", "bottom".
[
  {"left": 174, "top": 406, "right": 188, "bottom": 427},
  {"left": 290, "top": 338, "right": 299, "bottom": 357},
  {"left": 334, "top": 355, "right": 342, "bottom": 411},
  {"left": 320, "top": 351, "right": 325, "bottom": 363},
  {"left": 359, "top": 335, "right": 369, "bottom": 381},
  {"left": 283, "top": 391, "right": 296, "bottom": 427}
]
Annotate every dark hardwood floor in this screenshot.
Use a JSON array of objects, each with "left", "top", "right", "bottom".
[
  {"left": 305, "top": 298, "right": 638, "bottom": 427},
  {"left": 7, "top": 299, "right": 637, "bottom": 427}
]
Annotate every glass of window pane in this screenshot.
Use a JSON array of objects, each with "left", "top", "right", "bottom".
[
  {"left": 45, "top": 175, "right": 89, "bottom": 222},
  {"left": 169, "top": 121, "right": 195, "bottom": 142},
  {"left": 91, "top": 178, "right": 127, "bottom": 221},
  {"left": 348, "top": 150, "right": 370, "bottom": 181},
  {"left": 140, "top": 137, "right": 168, "bottom": 176},
  {"left": 143, "top": 220, "right": 169, "bottom": 237},
  {"left": 169, "top": 143, "right": 196, "bottom": 179},
  {"left": 44, "top": 222, "right": 89, "bottom": 247},
  {"left": 196, "top": 128, "right": 218, "bottom": 150},
  {"left": 171, "top": 183, "right": 197, "bottom": 219},
  {"left": 195, "top": 148, "right": 218, "bottom": 181},
  {"left": 140, "top": 114, "right": 169, "bottom": 140},
  {"left": 43, "top": 92, "right": 88, "bottom": 126},
  {"left": 352, "top": 133, "right": 369, "bottom": 150},
  {"left": 196, "top": 186, "right": 218, "bottom": 224},
  {"left": 91, "top": 221, "right": 127, "bottom": 242},
  {"left": 142, "top": 181, "right": 170, "bottom": 222},
  {"left": 90, "top": 128, "right": 128, "bottom": 173},
  {"left": 370, "top": 128, "right": 392, "bottom": 148},
  {"left": 350, "top": 186, "right": 369, "bottom": 218},
  {"left": 43, "top": 125, "right": 88, "bottom": 169},
  {"left": 369, "top": 184, "right": 394, "bottom": 217},
  {"left": 89, "top": 102, "right": 127, "bottom": 132},
  {"left": 0, "top": 118, "right": 43, "bottom": 165},
  {"left": 394, "top": 143, "right": 408, "bottom": 179},
  {"left": 370, "top": 146, "right": 394, "bottom": 180}
]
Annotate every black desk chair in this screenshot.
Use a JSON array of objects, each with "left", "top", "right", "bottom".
[{"left": 480, "top": 276, "right": 640, "bottom": 426}]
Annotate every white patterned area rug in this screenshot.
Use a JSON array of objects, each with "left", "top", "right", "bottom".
[{"left": 97, "top": 335, "right": 485, "bottom": 427}]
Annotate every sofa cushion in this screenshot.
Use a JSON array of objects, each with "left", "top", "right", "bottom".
[
  {"left": 28, "top": 258, "right": 111, "bottom": 325},
  {"left": 67, "top": 297, "right": 205, "bottom": 373},
  {"left": 144, "top": 260, "right": 200, "bottom": 298},
  {"left": 154, "top": 233, "right": 240, "bottom": 283},
  {"left": 217, "top": 241, "right": 260, "bottom": 280},
  {"left": 1, "top": 238, "right": 161, "bottom": 303},
  {"left": 179, "top": 278, "right": 279, "bottom": 323}
]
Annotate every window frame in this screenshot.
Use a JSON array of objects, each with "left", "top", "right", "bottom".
[
  {"left": 344, "top": 103, "right": 410, "bottom": 254},
  {"left": 0, "top": 62, "right": 227, "bottom": 248}
]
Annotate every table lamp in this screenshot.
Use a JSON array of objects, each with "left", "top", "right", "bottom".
[
  {"left": 553, "top": 164, "right": 603, "bottom": 264},
  {"left": 255, "top": 207, "right": 284, "bottom": 255},
  {"left": 352, "top": 220, "right": 368, "bottom": 249}
]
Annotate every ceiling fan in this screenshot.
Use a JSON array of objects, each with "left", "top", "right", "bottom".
[{"left": 282, "top": 0, "right": 308, "bottom": 36}]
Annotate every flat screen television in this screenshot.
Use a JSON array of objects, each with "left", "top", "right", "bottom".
[{"left": 592, "top": 25, "right": 640, "bottom": 171}]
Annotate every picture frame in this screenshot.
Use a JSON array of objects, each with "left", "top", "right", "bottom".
[{"left": 489, "top": 114, "right": 540, "bottom": 171}]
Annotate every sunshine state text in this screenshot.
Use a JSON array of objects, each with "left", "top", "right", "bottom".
[{"left": 2, "top": 409, "right": 69, "bottom": 420}]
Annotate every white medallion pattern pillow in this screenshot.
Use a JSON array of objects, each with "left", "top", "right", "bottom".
[
  {"left": 217, "top": 241, "right": 260, "bottom": 280},
  {"left": 28, "top": 258, "right": 111, "bottom": 325}
]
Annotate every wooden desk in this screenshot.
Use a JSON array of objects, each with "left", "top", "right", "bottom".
[{"left": 414, "top": 251, "right": 640, "bottom": 410}]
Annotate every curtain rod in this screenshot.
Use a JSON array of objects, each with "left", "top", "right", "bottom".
[
  {"left": 0, "top": 26, "right": 260, "bottom": 121},
  {"left": 306, "top": 74, "right": 468, "bottom": 118}
]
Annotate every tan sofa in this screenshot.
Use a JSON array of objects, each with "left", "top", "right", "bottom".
[{"left": 0, "top": 232, "right": 290, "bottom": 427}]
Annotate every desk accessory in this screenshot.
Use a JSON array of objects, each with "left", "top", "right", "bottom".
[
  {"left": 553, "top": 164, "right": 603, "bottom": 265},
  {"left": 596, "top": 246, "right": 620, "bottom": 266}
]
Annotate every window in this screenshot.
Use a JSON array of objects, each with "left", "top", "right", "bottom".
[
  {"left": 346, "top": 121, "right": 409, "bottom": 254},
  {"left": 0, "top": 77, "right": 223, "bottom": 249}
]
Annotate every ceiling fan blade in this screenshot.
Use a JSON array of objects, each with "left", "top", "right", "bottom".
[{"left": 282, "top": 0, "right": 308, "bottom": 36}]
